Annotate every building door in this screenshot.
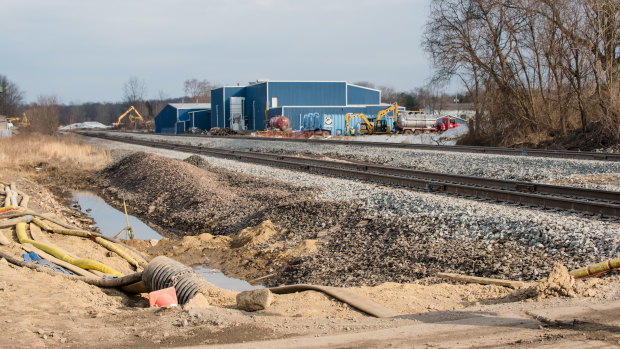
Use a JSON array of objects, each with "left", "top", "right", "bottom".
[{"left": 229, "top": 97, "right": 246, "bottom": 130}]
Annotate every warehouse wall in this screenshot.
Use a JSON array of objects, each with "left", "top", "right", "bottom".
[
  {"left": 347, "top": 84, "right": 381, "bottom": 105},
  {"left": 190, "top": 110, "right": 211, "bottom": 130},
  {"left": 274, "top": 105, "right": 392, "bottom": 130},
  {"left": 155, "top": 105, "right": 211, "bottom": 134},
  {"left": 155, "top": 105, "right": 177, "bottom": 134},
  {"left": 245, "top": 83, "right": 268, "bottom": 130},
  {"left": 267, "top": 82, "right": 346, "bottom": 107}
]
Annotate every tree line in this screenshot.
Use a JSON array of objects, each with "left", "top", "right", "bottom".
[
  {"left": 424, "top": 0, "right": 620, "bottom": 147},
  {"left": 0, "top": 76, "right": 217, "bottom": 134}
]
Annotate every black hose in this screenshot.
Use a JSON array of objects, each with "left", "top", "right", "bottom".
[
  {"left": 0, "top": 249, "right": 143, "bottom": 287},
  {"left": 141, "top": 256, "right": 208, "bottom": 304}
]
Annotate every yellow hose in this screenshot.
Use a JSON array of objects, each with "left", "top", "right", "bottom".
[
  {"left": 95, "top": 237, "right": 139, "bottom": 268},
  {"left": 32, "top": 217, "right": 140, "bottom": 268},
  {"left": 16, "top": 222, "right": 123, "bottom": 276},
  {"left": 570, "top": 257, "right": 620, "bottom": 279}
]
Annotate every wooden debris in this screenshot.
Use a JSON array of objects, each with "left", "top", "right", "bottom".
[{"left": 437, "top": 272, "right": 525, "bottom": 289}]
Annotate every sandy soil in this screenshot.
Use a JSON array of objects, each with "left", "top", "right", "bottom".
[{"left": 1, "top": 142, "right": 620, "bottom": 348}]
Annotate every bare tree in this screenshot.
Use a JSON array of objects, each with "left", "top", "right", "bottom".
[
  {"left": 424, "top": 0, "right": 620, "bottom": 146},
  {"left": 122, "top": 76, "right": 148, "bottom": 120},
  {"left": 123, "top": 76, "right": 147, "bottom": 105},
  {"left": 184, "top": 79, "right": 212, "bottom": 103},
  {"left": 27, "top": 95, "right": 60, "bottom": 135},
  {"left": 0, "top": 75, "right": 24, "bottom": 117},
  {"left": 378, "top": 86, "right": 398, "bottom": 103}
]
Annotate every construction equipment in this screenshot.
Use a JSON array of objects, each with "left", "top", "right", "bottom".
[
  {"left": 395, "top": 110, "right": 437, "bottom": 135},
  {"left": 345, "top": 103, "right": 399, "bottom": 135},
  {"left": 7, "top": 113, "right": 30, "bottom": 128},
  {"left": 113, "top": 106, "right": 144, "bottom": 127}
]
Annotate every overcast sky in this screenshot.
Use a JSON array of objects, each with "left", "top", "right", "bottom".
[{"left": 1, "top": 0, "right": 433, "bottom": 103}]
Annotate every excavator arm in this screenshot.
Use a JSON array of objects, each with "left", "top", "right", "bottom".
[
  {"left": 114, "top": 106, "right": 144, "bottom": 126},
  {"left": 376, "top": 102, "right": 398, "bottom": 123}
]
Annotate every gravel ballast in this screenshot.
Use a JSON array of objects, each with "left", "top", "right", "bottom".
[
  {"left": 115, "top": 132, "right": 620, "bottom": 190},
  {"left": 87, "top": 133, "right": 620, "bottom": 286}
]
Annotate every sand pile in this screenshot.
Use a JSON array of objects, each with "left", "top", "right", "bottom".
[
  {"left": 518, "top": 263, "right": 576, "bottom": 300},
  {"left": 232, "top": 220, "right": 281, "bottom": 248}
]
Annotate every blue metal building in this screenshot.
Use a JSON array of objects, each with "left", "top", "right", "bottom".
[
  {"left": 210, "top": 81, "right": 389, "bottom": 131},
  {"left": 155, "top": 103, "right": 211, "bottom": 134}
]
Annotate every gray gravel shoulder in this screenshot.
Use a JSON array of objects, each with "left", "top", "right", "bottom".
[
  {"left": 113, "top": 132, "right": 620, "bottom": 191},
  {"left": 91, "top": 135, "right": 620, "bottom": 282}
]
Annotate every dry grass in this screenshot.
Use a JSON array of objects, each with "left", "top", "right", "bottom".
[{"left": 0, "top": 133, "right": 111, "bottom": 171}]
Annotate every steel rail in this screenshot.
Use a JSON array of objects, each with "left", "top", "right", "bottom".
[
  {"left": 82, "top": 132, "right": 620, "bottom": 218},
  {"left": 171, "top": 133, "right": 620, "bottom": 162}
]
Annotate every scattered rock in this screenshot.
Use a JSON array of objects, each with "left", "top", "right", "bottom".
[
  {"left": 236, "top": 289, "right": 274, "bottom": 311},
  {"left": 183, "top": 293, "right": 211, "bottom": 310}
]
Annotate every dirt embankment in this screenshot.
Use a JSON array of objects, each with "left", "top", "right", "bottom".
[
  {"left": 95, "top": 151, "right": 559, "bottom": 287},
  {"left": 95, "top": 153, "right": 317, "bottom": 237}
]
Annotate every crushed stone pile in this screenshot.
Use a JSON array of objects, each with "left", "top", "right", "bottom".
[
  {"left": 98, "top": 152, "right": 315, "bottom": 236},
  {"left": 98, "top": 151, "right": 613, "bottom": 287}
]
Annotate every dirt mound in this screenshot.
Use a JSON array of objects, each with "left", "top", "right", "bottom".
[
  {"left": 516, "top": 263, "right": 576, "bottom": 300},
  {"left": 183, "top": 155, "right": 211, "bottom": 168},
  {"left": 98, "top": 152, "right": 314, "bottom": 237},
  {"left": 232, "top": 220, "right": 281, "bottom": 248}
]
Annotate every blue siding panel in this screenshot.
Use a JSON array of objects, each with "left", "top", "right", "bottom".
[
  {"left": 191, "top": 110, "right": 210, "bottom": 130},
  {"left": 155, "top": 105, "right": 176, "bottom": 133},
  {"left": 278, "top": 105, "right": 395, "bottom": 130},
  {"left": 347, "top": 84, "right": 381, "bottom": 105},
  {"left": 245, "top": 83, "right": 268, "bottom": 130},
  {"left": 268, "top": 82, "right": 346, "bottom": 107},
  {"left": 301, "top": 113, "right": 395, "bottom": 136}
]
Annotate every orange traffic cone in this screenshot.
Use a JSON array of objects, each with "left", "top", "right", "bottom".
[{"left": 149, "top": 287, "right": 178, "bottom": 307}]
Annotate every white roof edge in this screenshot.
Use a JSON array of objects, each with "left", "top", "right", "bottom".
[
  {"left": 279, "top": 104, "right": 391, "bottom": 108},
  {"left": 219, "top": 81, "right": 379, "bottom": 89},
  {"left": 346, "top": 83, "right": 382, "bottom": 93},
  {"left": 169, "top": 103, "right": 211, "bottom": 109}
]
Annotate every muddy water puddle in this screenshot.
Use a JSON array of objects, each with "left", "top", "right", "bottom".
[
  {"left": 71, "top": 191, "right": 261, "bottom": 290},
  {"left": 193, "top": 265, "right": 264, "bottom": 292},
  {"left": 71, "top": 191, "right": 163, "bottom": 240}
]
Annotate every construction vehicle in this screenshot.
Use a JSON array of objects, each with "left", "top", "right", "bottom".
[
  {"left": 395, "top": 112, "right": 464, "bottom": 134},
  {"left": 113, "top": 106, "right": 145, "bottom": 128},
  {"left": 7, "top": 113, "right": 30, "bottom": 128},
  {"left": 345, "top": 103, "right": 399, "bottom": 135},
  {"left": 394, "top": 110, "right": 437, "bottom": 134}
]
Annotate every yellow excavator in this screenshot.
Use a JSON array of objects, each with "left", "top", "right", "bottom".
[
  {"left": 7, "top": 113, "right": 30, "bottom": 128},
  {"left": 113, "top": 106, "right": 145, "bottom": 127},
  {"left": 345, "top": 103, "right": 399, "bottom": 135}
]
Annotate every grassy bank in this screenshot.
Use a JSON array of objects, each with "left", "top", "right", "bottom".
[{"left": 0, "top": 133, "right": 110, "bottom": 172}]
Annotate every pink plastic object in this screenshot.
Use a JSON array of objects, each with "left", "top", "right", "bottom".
[{"left": 148, "top": 287, "right": 178, "bottom": 307}]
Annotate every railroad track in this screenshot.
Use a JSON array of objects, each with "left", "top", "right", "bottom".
[
  {"left": 82, "top": 132, "right": 620, "bottom": 219},
  {"left": 172, "top": 133, "right": 620, "bottom": 162}
]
